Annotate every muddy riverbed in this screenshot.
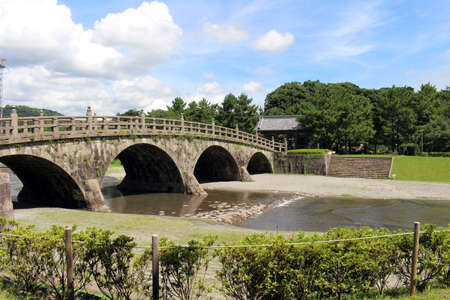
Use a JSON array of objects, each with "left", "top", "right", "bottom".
[{"left": 9, "top": 170, "right": 450, "bottom": 232}]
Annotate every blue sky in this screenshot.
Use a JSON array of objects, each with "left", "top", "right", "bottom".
[{"left": 1, "top": 0, "right": 449, "bottom": 114}]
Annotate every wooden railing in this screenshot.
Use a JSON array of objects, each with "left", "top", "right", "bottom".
[{"left": 0, "top": 107, "right": 286, "bottom": 152}]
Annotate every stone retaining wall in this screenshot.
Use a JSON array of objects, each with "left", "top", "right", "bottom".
[
  {"left": 327, "top": 156, "right": 393, "bottom": 179},
  {"left": 273, "top": 153, "right": 330, "bottom": 175},
  {"left": 274, "top": 154, "right": 393, "bottom": 179}
]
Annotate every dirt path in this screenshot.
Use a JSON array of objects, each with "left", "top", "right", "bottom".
[{"left": 202, "top": 174, "right": 450, "bottom": 201}]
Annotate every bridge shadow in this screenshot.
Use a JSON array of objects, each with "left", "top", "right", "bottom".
[
  {"left": 113, "top": 144, "right": 185, "bottom": 195},
  {"left": 194, "top": 146, "right": 240, "bottom": 183},
  {"left": 247, "top": 152, "right": 273, "bottom": 174},
  {"left": 0, "top": 155, "right": 86, "bottom": 209}
]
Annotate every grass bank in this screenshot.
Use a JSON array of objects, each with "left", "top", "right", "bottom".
[
  {"left": 13, "top": 208, "right": 292, "bottom": 245},
  {"left": 335, "top": 155, "right": 450, "bottom": 183}
]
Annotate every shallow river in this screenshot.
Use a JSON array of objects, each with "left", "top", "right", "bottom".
[
  {"left": 102, "top": 183, "right": 450, "bottom": 231},
  {"left": 10, "top": 173, "right": 450, "bottom": 232}
]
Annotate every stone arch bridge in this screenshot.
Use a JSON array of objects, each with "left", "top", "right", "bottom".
[{"left": 0, "top": 108, "right": 286, "bottom": 217}]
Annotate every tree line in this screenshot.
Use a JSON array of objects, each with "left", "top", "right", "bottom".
[
  {"left": 120, "top": 80, "right": 449, "bottom": 153},
  {"left": 265, "top": 81, "right": 449, "bottom": 153},
  {"left": 119, "top": 94, "right": 260, "bottom": 134}
]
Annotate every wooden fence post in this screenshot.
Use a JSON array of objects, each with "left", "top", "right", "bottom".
[
  {"left": 211, "top": 119, "right": 215, "bottom": 136},
  {"left": 152, "top": 234, "right": 160, "bottom": 300},
  {"left": 65, "top": 228, "right": 74, "bottom": 300},
  {"left": 410, "top": 222, "right": 420, "bottom": 296}
]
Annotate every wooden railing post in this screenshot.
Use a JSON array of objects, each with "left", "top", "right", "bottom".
[
  {"left": 212, "top": 119, "right": 215, "bottom": 136},
  {"left": 10, "top": 106, "right": 18, "bottom": 141},
  {"left": 86, "top": 106, "right": 93, "bottom": 133},
  {"left": 410, "top": 222, "right": 420, "bottom": 296},
  {"left": 235, "top": 124, "right": 239, "bottom": 139},
  {"left": 271, "top": 136, "right": 275, "bottom": 150},
  {"left": 152, "top": 234, "right": 160, "bottom": 300},
  {"left": 65, "top": 228, "right": 74, "bottom": 300}
]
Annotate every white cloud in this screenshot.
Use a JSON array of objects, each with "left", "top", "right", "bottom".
[
  {"left": 243, "top": 81, "right": 264, "bottom": 94},
  {"left": 5, "top": 66, "right": 114, "bottom": 114},
  {"left": 112, "top": 76, "right": 177, "bottom": 112},
  {"left": 4, "top": 66, "right": 177, "bottom": 114},
  {"left": 314, "top": 2, "right": 381, "bottom": 61},
  {"left": 203, "top": 23, "right": 248, "bottom": 42},
  {"left": 93, "top": 1, "right": 182, "bottom": 73},
  {"left": 0, "top": 0, "right": 183, "bottom": 114},
  {"left": 186, "top": 82, "right": 229, "bottom": 104},
  {"left": 252, "top": 30, "right": 294, "bottom": 52},
  {"left": 0, "top": 0, "right": 182, "bottom": 77}
]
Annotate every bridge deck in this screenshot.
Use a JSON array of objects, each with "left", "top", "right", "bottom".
[{"left": 0, "top": 109, "right": 286, "bottom": 153}]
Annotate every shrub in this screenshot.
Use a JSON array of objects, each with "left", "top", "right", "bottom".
[
  {"left": 399, "top": 143, "right": 419, "bottom": 156},
  {"left": 287, "top": 148, "right": 330, "bottom": 155},
  {"left": 82, "top": 227, "right": 137, "bottom": 300},
  {"left": 215, "top": 226, "right": 449, "bottom": 299},
  {"left": 0, "top": 220, "right": 92, "bottom": 299},
  {"left": 428, "top": 152, "right": 450, "bottom": 157},
  {"left": 394, "top": 224, "right": 450, "bottom": 291},
  {"left": 160, "top": 236, "right": 216, "bottom": 300}
]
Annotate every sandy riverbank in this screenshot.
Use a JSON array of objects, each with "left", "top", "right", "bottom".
[{"left": 202, "top": 174, "right": 450, "bottom": 201}]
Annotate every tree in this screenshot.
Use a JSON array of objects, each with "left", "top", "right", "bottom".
[
  {"left": 423, "top": 88, "right": 450, "bottom": 151},
  {"left": 217, "top": 93, "right": 260, "bottom": 133},
  {"left": 117, "top": 109, "right": 141, "bottom": 116},
  {"left": 377, "top": 86, "right": 416, "bottom": 152},
  {"left": 298, "top": 85, "right": 374, "bottom": 151},
  {"left": 184, "top": 98, "right": 218, "bottom": 123},
  {"left": 3, "top": 105, "right": 62, "bottom": 117},
  {"left": 167, "top": 97, "right": 186, "bottom": 117},
  {"left": 264, "top": 81, "right": 313, "bottom": 115}
]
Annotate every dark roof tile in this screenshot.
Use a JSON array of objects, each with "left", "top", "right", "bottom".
[{"left": 255, "top": 115, "right": 302, "bottom": 131}]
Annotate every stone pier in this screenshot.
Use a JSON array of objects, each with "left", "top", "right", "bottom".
[{"left": 0, "top": 173, "right": 13, "bottom": 220}]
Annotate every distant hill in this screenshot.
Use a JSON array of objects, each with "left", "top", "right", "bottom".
[{"left": 2, "top": 105, "right": 63, "bottom": 117}]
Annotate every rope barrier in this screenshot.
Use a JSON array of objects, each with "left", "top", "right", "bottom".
[
  {"left": 139, "top": 229, "right": 450, "bottom": 250},
  {"left": 1, "top": 229, "right": 449, "bottom": 250}
]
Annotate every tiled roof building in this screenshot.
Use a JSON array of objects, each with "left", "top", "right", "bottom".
[{"left": 255, "top": 115, "right": 304, "bottom": 149}]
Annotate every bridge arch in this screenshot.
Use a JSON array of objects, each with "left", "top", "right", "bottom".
[
  {"left": 247, "top": 152, "right": 273, "bottom": 174},
  {"left": 0, "top": 154, "right": 85, "bottom": 208},
  {"left": 194, "top": 145, "right": 240, "bottom": 183},
  {"left": 108, "top": 143, "right": 185, "bottom": 194}
]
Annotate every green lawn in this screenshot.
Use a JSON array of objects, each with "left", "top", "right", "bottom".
[
  {"left": 13, "top": 208, "right": 295, "bottom": 246},
  {"left": 391, "top": 156, "right": 450, "bottom": 183},
  {"left": 109, "top": 158, "right": 122, "bottom": 167},
  {"left": 335, "top": 155, "right": 450, "bottom": 183},
  {"left": 334, "top": 154, "right": 393, "bottom": 158}
]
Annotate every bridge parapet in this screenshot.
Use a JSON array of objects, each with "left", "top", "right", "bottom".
[{"left": 0, "top": 107, "right": 286, "bottom": 153}]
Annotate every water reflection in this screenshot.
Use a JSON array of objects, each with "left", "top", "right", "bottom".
[
  {"left": 238, "top": 197, "right": 450, "bottom": 231},
  {"left": 9, "top": 173, "right": 450, "bottom": 232},
  {"left": 102, "top": 185, "right": 279, "bottom": 217}
]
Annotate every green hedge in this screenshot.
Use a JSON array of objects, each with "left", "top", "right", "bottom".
[
  {"left": 216, "top": 226, "right": 450, "bottom": 299},
  {"left": 1, "top": 218, "right": 448, "bottom": 299},
  {"left": 287, "top": 148, "right": 330, "bottom": 155},
  {"left": 426, "top": 152, "right": 450, "bottom": 157}
]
